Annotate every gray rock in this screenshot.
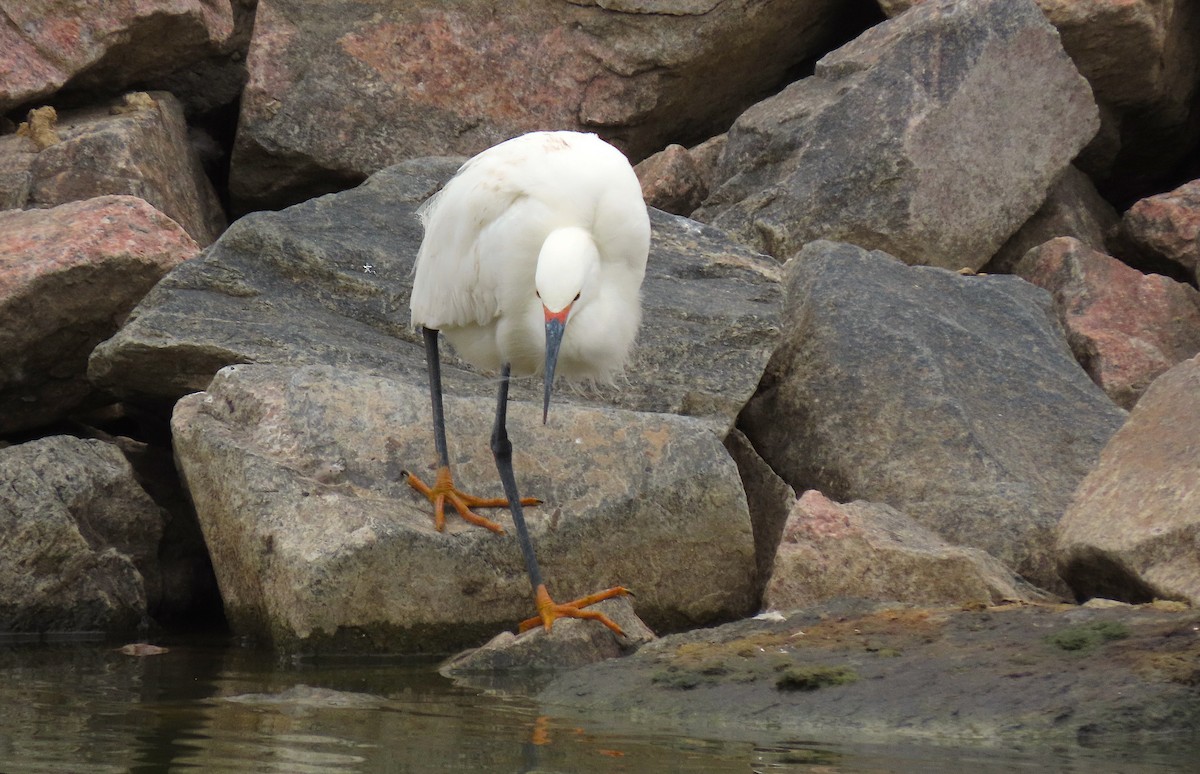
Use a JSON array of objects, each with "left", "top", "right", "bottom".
[
  {"left": 880, "top": 1, "right": 1200, "bottom": 181},
  {"left": 171, "top": 364, "right": 757, "bottom": 653},
  {"left": 229, "top": 0, "right": 849, "bottom": 210},
  {"left": 696, "top": 0, "right": 1098, "bottom": 270},
  {"left": 1057, "top": 355, "right": 1200, "bottom": 605},
  {"left": 739, "top": 241, "right": 1127, "bottom": 593},
  {"left": 439, "top": 596, "right": 655, "bottom": 676},
  {"left": 763, "top": 490, "right": 1051, "bottom": 610},
  {"left": 91, "top": 159, "right": 781, "bottom": 430},
  {"left": 0, "top": 436, "right": 165, "bottom": 634}
]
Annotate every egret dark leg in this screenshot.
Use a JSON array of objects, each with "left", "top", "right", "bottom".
[
  {"left": 424, "top": 326, "right": 450, "bottom": 469},
  {"left": 491, "top": 363, "right": 545, "bottom": 592},
  {"left": 491, "top": 363, "right": 632, "bottom": 636},
  {"left": 404, "top": 326, "right": 534, "bottom": 533}
]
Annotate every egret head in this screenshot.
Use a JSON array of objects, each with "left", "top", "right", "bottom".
[{"left": 535, "top": 227, "right": 600, "bottom": 423}]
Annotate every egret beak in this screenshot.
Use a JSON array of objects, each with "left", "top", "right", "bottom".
[{"left": 543, "top": 305, "right": 570, "bottom": 424}]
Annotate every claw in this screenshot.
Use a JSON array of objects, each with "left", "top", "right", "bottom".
[
  {"left": 518, "top": 584, "right": 632, "bottom": 636},
  {"left": 404, "top": 465, "right": 539, "bottom": 534}
]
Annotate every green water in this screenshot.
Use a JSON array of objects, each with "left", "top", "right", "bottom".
[{"left": 0, "top": 637, "right": 1191, "bottom": 772}]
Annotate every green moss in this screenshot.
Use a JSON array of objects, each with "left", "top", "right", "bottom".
[
  {"left": 1046, "top": 621, "right": 1130, "bottom": 652},
  {"left": 652, "top": 668, "right": 704, "bottom": 690},
  {"left": 775, "top": 665, "right": 860, "bottom": 691}
]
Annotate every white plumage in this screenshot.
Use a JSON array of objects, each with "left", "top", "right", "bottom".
[
  {"left": 410, "top": 130, "right": 650, "bottom": 384},
  {"left": 404, "top": 131, "right": 649, "bottom": 635}
]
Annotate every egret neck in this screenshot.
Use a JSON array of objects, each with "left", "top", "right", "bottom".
[{"left": 535, "top": 226, "right": 599, "bottom": 423}]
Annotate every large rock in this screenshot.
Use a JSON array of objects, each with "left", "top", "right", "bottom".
[
  {"left": 1057, "top": 355, "right": 1200, "bottom": 605},
  {"left": 0, "top": 92, "right": 225, "bottom": 245},
  {"left": 1015, "top": 237, "right": 1200, "bottom": 409},
  {"left": 0, "top": 196, "right": 200, "bottom": 434},
  {"left": 879, "top": 0, "right": 1200, "bottom": 183},
  {"left": 696, "top": 0, "right": 1098, "bottom": 270},
  {"left": 90, "top": 158, "right": 781, "bottom": 430},
  {"left": 739, "top": 241, "right": 1127, "bottom": 592},
  {"left": 0, "top": 436, "right": 165, "bottom": 633},
  {"left": 229, "top": 0, "right": 848, "bottom": 210},
  {"left": 763, "top": 490, "right": 1048, "bottom": 611},
  {"left": 171, "top": 363, "right": 757, "bottom": 652},
  {"left": 0, "top": 0, "right": 235, "bottom": 112},
  {"left": 1119, "top": 178, "right": 1200, "bottom": 284}
]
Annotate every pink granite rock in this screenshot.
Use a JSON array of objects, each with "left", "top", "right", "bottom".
[
  {"left": 0, "top": 92, "right": 225, "bottom": 245},
  {"left": 0, "top": 196, "right": 200, "bottom": 433},
  {"left": 1120, "top": 179, "right": 1200, "bottom": 284},
  {"left": 634, "top": 144, "right": 708, "bottom": 216},
  {"left": 229, "top": 0, "right": 847, "bottom": 210},
  {"left": 1015, "top": 237, "right": 1200, "bottom": 408},
  {"left": 763, "top": 491, "right": 1044, "bottom": 610},
  {"left": 0, "top": 0, "right": 235, "bottom": 112}
]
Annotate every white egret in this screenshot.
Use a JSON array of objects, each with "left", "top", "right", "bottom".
[{"left": 403, "top": 131, "right": 651, "bottom": 635}]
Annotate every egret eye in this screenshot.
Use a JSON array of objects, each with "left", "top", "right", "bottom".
[{"left": 535, "top": 290, "right": 541, "bottom": 299}]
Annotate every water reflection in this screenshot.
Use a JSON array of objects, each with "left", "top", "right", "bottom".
[{"left": 0, "top": 639, "right": 1191, "bottom": 772}]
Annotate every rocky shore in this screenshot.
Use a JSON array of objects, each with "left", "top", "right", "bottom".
[{"left": 2, "top": 0, "right": 1199, "bottom": 748}]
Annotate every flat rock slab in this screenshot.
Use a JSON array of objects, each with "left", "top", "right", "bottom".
[
  {"left": 171, "top": 364, "right": 757, "bottom": 653},
  {"left": 740, "top": 241, "right": 1127, "bottom": 593},
  {"left": 538, "top": 601, "right": 1200, "bottom": 747},
  {"left": 92, "top": 158, "right": 780, "bottom": 429}
]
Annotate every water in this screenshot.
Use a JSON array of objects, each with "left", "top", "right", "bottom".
[{"left": 0, "top": 637, "right": 1192, "bottom": 773}]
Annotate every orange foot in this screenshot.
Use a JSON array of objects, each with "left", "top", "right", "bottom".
[
  {"left": 519, "top": 583, "right": 633, "bottom": 637},
  {"left": 403, "top": 465, "right": 539, "bottom": 534}
]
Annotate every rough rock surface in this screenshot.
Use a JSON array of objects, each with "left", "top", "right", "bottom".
[
  {"left": 0, "top": 0, "right": 235, "bottom": 112},
  {"left": 634, "top": 144, "right": 708, "bottom": 216},
  {"left": 723, "top": 429, "right": 795, "bottom": 600},
  {"left": 985, "top": 165, "right": 1118, "bottom": 274},
  {"left": 739, "top": 241, "right": 1127, "bottom": 593},
  {"left": 0, "top": 91, "right": 225, "bottom": 245},
  {"left": 695, "top": 0, "right": 1099, "bottom": 270},
  {"left": 439, "top": 596, "right": 655, "bottom": 676},
  {"left": 91, "top": 159, "right": 781, "bottom": 429},
  {"left": 763, "top": 491, "right": 1049, "bottom": 611},
  {"left": 538, "top": 601, "right": 1200, "bottom": 747},
  {"left": 229, "top": 0, "right": 848, "bottom": 210},
  {"left": 1057, "top": 355, "right": 1200, "bottom": 605},
  {"left": 1119, "top": 178, "right": 1200, "bottom": 284},
  {"left": 1015, "top": 237, "right": 1200, "bottom": 409},
  {"left": 0, "top": 196, "right": 200, "bottom": 434},
  {"left": 171, "top": 363, "right": 757, "bottom": 653},
  {"left": 880, "top": 0, "right": 1200, "bottom": 182},
  {"left": 0, "top": 436, "right": 165, "bottom": 633}
]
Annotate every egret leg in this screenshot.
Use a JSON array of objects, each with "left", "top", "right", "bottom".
[
  {"left": 491, "top": 363, "right": 632, "bottom": 637},
  {"left": 404, "top": 326, "right": 536, "bottom": 534}
]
